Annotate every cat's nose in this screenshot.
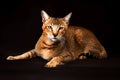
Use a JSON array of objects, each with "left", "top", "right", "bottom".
[
  {"left": 53, "top": 33, "right": 58, "bottom": 37},
  {"left": 53, "top": 34, "right": 57, "bottom": 37}
]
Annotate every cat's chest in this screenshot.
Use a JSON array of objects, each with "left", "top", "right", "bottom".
[{"left": 37, "top": 49, "right": 58, "bottom": 60}]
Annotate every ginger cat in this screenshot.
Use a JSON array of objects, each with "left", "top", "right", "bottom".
[{"left": 7, "top": 10, "right": 107, "bottom": 68}]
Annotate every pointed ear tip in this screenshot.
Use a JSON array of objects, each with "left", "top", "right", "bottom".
[
  {"left": 41, "top": 10, "right": 45, "bottom": 13},
  {"left": 69, "top": 12, "right": 72, "bottom": 15},
  {"left": 67, "top": 12, "right": 72, "bottom": 17},
  {"left": 41, "top": 10, "right": 48, "bottom": 17}
]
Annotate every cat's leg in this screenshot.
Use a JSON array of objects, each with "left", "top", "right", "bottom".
[
  {"left": 90, "top": 49, "right": 107, "bottom": 59},
  {"left": 83, "top": 46, "right": 107, "bottom": 59},
  {"left": 45, "top": 51, "right": 73, "bottom": 68},
  {"left": 7, "top": 49, "right": 36, "bottom": 60}
]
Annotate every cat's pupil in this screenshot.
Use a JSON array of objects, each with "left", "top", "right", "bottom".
[{"left": 48, "top": 26, "right": 52, "bottom": 30}]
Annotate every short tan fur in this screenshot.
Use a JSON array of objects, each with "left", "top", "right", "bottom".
[{"left": 7, "top": 10, "right": 107, "bottom": 68}]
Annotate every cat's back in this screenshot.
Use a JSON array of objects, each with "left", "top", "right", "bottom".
[
  {"left": 65, "top": 25, "right": 99, "bottom": 44},
  {"left": 66, "top": 26, "right": 95, "bottom": 37}
]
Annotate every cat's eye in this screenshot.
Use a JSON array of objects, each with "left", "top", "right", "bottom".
[
  {"left": 48, "top": 26, "right": 52, "bottom": 30},
  {"left": 59, "top": 27, "right": 64, "bottom": 30}
]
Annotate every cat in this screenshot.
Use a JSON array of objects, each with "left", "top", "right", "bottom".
[{"left": 7, "top": 10, "right": 107, "bottom": 68}]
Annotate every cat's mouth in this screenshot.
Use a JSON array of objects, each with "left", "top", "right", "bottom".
[{"left": 51, "top": 37, "right": 58, "bottom": 42}]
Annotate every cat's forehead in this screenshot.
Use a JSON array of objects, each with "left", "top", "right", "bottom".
[{"left": 46, "top": 18, "right": 65, "bottom": 25}]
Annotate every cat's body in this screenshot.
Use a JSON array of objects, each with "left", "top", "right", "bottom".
[{"left": 7, "top": 10, "right": 107, "bottom": 68}]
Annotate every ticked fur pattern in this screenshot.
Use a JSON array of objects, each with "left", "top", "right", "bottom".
[{"left": 7, "top": 10, "right": 107, "bottom": 68}]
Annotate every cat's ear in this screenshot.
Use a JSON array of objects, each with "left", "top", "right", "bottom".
[
  {"left": 41, "top": 10, "right": 50, "bottom": 23},
  {"left": 64, "top": 12, "right": 72, "bottom": 24}
]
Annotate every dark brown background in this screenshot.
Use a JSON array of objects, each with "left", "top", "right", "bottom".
[{"left": 0, "top": 0, "right": 119, "bottom": 80}]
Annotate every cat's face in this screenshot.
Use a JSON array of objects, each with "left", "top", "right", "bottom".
[
  {"left": 41, "top": 10, "right": 72, "bottom": 42},
  {"left": 42, "top": 18, "right": 67, "bottom": 41}
]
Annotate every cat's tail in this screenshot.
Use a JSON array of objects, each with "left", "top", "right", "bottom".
[{"left": 7, "top": 49, "right": 37, "bottom": 60}]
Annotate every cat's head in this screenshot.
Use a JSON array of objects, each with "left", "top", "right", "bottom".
[{"left": 41, "top": 10, "right": 72, "bottom": 42}]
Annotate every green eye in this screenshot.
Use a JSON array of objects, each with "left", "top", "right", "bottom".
[{"left": 48, "top": 26, "right": 52, "bottom": 29}]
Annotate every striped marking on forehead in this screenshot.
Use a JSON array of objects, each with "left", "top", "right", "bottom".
[
  {"left": 51, "top": 23, "right": 62, "bottom": 27},
  {"left": 49, "top": 18, "right": 64, "bottom": 25}
]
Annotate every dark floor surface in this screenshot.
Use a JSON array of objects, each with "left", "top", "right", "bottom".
[
  {"left": 0, "top": 1, "right": 119, "bottom": 79},
  {"left": 0, "top": 51, "right": 120, "bottom": 80}
]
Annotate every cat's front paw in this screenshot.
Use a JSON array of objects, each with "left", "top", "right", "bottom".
[
  {"left": 45, "top": 57, "right": 63, "bottom": 68},
  {"left": 79, "top": 55, "right": 87, "bottom": 60},
  {"left": 7, "top": 56, "right": 16, "bottom": 60}
]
